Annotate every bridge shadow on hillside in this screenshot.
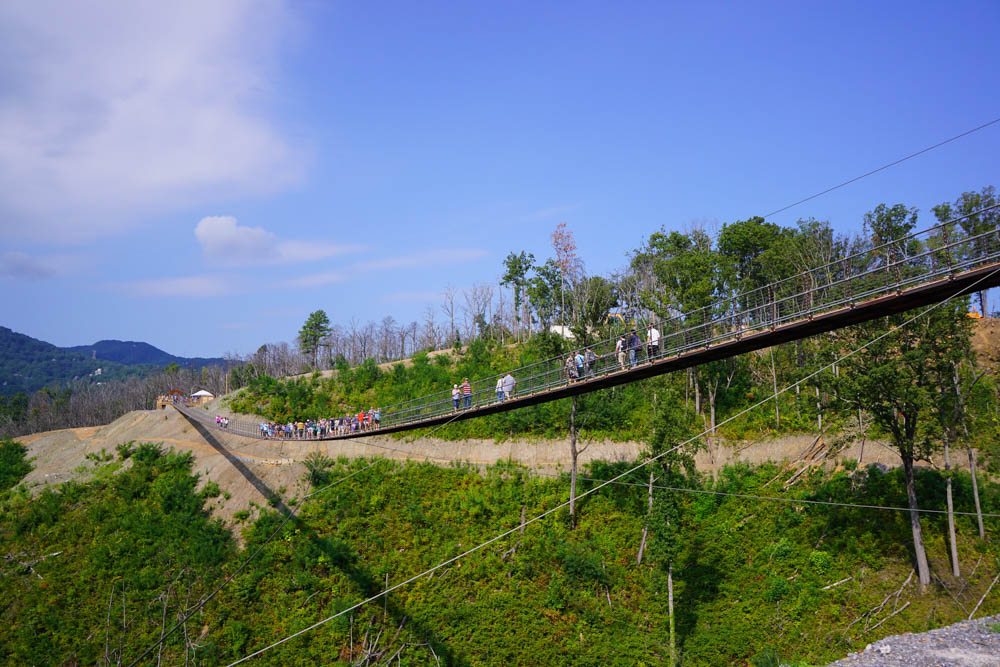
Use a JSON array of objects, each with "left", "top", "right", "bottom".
[
  {"left": 184, "top": 413, "right": 461, "bottom": 662},
  {"left": 299, "top": 520, "right": 464, "bottom": 665},
  {"left": 181, "top": 413, "right": 294, "bottom": 517}
]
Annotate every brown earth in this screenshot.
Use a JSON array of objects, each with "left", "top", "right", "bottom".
[
  {"left": 17, "top": 406, "right": 971, "bottom": 531},
  {"left": 15, "top": 318, "right": 998, "bottom": 528}
]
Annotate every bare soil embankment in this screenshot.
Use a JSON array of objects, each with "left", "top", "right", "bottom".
[{"left": 17, "top": 404, "right": 965, "bottom": 527}]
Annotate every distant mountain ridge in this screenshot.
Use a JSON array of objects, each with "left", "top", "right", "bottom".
[
  {"left": 65, "top": 339, "right": 224, "bottom": 369},
  {"left": 0, "top": 327, "right": 225, "bottom": 395}
]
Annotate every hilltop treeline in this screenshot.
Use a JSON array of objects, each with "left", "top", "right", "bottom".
[
  {"left": 230, "top": 190, "right": 1000, "bottom": 472},
  {"left": 1, "top": 439, "right": 998, "bottom": 664}
]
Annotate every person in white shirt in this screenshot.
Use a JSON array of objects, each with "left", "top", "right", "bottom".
[
  {"left": 502, "top": 372, "right": 516, "bottom": 399},
  {"left": 496, "top": 377, "right": 505, "bottom": 402},
  {"left": 646, "top": 322, "right": 661, "bottom": 361}
]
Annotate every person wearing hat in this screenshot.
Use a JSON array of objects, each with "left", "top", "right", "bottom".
[{"left": 451, "top": 384, "right": 460, "bottom": 412}]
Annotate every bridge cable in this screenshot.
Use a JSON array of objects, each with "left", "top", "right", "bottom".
[
  {"left": 764, "top": 116, "right": 1000, "bottom": 219},
  {"left": 532, "top": 471, "right": 1000, "bottom": 520},
  {"left": 227, "top": 264, "right": 1000, "bottom": 665}
]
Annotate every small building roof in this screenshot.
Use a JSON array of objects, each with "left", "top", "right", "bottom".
[{"left": 191, "top": 390, "right": 215, "bottom": 397}]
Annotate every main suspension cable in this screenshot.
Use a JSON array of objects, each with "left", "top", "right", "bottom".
[{"left": 763, "top": 116, "right": 1000, "bottom": 218}]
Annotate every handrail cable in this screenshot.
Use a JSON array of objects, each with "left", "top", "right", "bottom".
[
  {"left": 127, "top": 409, "right": 463, "bottom": 667},
  {"left": 763, "top": 116, "right": 1000, "bottom": 218},
  {"left": 226, "top": 263, "right": 1000, "bottom": 665}
]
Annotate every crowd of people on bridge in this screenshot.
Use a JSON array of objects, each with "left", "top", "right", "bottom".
[
  {"left": 614, "top": 323, "right": 660, "bottom": 370},
  {"left": 212, "top": 320, "right": 668, "bottom": 437},
  {"left": 252, "top": 408, "right": 381, "bottom": 440}
]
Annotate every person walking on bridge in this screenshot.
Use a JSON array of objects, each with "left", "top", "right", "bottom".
[
  {"left": 496, "top": 376, "right": 505, "bottom": 402},
  {"left": 627, "top": 329, "right": 641, "bottom": 367},
  {"left": 646, "top": 322, "right": 660, "bottom": 361},
  {"left": 461, "top": 378, "right": 472, "bottom": 409},
  {"left": 615, "top": 334, "right": 627, "bottom": 371},
  {"left": 502, "top": 372, "right": 516, "bottom": 400},
  {"left": 452, "top": 384, "right": 460, "bottom": 411},
  {"left": 565, "top": 355, "right": 578, "bottom": 383}
]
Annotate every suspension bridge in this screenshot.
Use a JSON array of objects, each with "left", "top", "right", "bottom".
[{"left": 175, "top": 206, "right": 1000, "bottom": 439}]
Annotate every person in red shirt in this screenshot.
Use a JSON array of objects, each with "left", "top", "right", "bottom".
[{"left": 461, "top": 378, "right": 472, "bottom": 409}]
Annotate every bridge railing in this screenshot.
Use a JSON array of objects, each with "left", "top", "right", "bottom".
[
  {"left": 379, "top": 207, "right": 1000, "bottom": 430},
  {"left": 179, "top": 207, "right": 999, "bottom": 440}
]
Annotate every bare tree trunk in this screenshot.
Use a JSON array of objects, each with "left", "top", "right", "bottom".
[
  {"left": 668, "top": 563, "right": 676, "bottom": 667},
  {"left": 569, "top": 396, "right": 578, "bottom": 529},
  {"left": 694, "top": 368, "right": 700, "bottom": 415},
  {"left": 815, "top": 385, "right": 822, "bottom": 430},
  {"left": 953, "top": 363, "right": 985, "bottom": 538},
  {"left": 856, "top": 407, "right": 865, "bottom": 467},
  {"left": 902, "top": 455, "right": 931, "bottom": 588},
  {"left": 637, "top": 469, "right": 654, "bottom": 565},
  {"left": 770, "top": 347, "right": 779, "bottom": 427},
  {"left": 944, "top": 431, "right": 960, "bottom": 577},
  {"left": 969, "top": 447, "right": 985, "bottom": 539}
]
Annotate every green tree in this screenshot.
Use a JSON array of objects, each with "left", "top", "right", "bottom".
[
  {"left": 642, "top": 395, "right": 697, "bottom": 667},
  {"left": 932, "top": 185, "right": 998, "bottom": 316},
  {"left": 525, "top": 260, "right": 563, "bottom": 331},
  {"left": 836, "top": 204, "right": 972, "bottom": 589},
  {"left": 569, "top": 275, "right": 618, "bottom": 345},
  {"left": 298, "top": 310, "right": 332, "bottom": 369},
  {"left": 501, "top": 251, "right": 535, "bottom": 341},
  {"left": 716, "top": 216, "right": 794, "bottom": 299}
]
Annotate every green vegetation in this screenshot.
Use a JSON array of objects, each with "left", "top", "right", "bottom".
[
  {"left": 298, "top": 309, "right": 332, "bottom": 370},
  {"left": 0, "top": 439, "right": 997, "bottom": 664},
  {"left": 0, "top": 326, "right": 153, "bottom": 396},
  {"left": 0, "top": 438, "right": 33, "bottom": 492}
]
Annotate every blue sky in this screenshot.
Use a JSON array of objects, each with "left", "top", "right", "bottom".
[{"left": 1, "top": 1, "right": 997, "bottom": 357}]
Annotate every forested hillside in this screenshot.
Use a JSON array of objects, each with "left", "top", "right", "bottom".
[
  {"left": 0, "top": 326, "right": 152, "bottom": 395},
  {"left": 65, "top": 339, "right": 224, "bottom": 369},
  {"left": 0, "top": 328, "right": 232, "bottom": 438},
  {"left": 1, "top": 439, "right": 998, "bottom": 664}
]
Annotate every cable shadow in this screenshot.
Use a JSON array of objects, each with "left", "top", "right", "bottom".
[
  {"left": 298, "top": 520, "right": 464, "bottom": 665},
  {"left": 180, "top": 412, "right": 294, "bottom": 518}
]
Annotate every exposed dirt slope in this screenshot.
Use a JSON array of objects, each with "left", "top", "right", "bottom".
[{"left": 17, "top": 403, "right": 951, "bottom": 530}]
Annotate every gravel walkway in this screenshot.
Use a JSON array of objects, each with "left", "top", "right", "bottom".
[{"left": 829, "top": 614, "right": 1000, "bottom": 666}]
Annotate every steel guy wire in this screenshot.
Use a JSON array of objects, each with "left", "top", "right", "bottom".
[
  {"left": 763, "top": 116, "right": 1000, "bottom": 219},
  {"left": 226, "top": 264, "right": 1000, "bottom": 666},
  {"left": 531, "top": 471, "right": 1000, "bottom": 520},
  {"left": 126, "top": 447, "right": 386, "bottom": 667}
]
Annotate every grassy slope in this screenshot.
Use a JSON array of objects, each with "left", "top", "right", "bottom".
[{"left": 2, "top": 440, "right": 999, "bottom": 665}]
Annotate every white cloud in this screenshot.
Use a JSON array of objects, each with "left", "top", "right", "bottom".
[
  {"left": 0, "top": 1, "right": 302, "bottom": 242},
  {"left": 0, "top": 251, "right": 56, "bottom": 279},
  {"left": 120, "top": 274, "right": 238, "bottom": 297},
  {"left": 195, "top": 216, "right": 361, "bottom": 265},
  {"left": 284, "top": 248, "right": 488, "bottom": 289}
]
